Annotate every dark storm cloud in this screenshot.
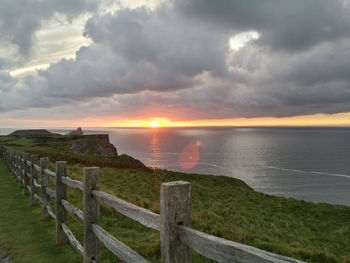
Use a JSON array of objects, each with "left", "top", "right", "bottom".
[
  {"left": 2, "top": 0, "right": 350, "bottom": 121},
  {"left": 277, "top": 41, "right": 350, "bottom": 85},
  {"left": 173, "top": 0, "right": 350, "bottom": 52},
  {"left": 0, "top": 5, "right": 226, "bottom": 110},
  {"left": 84, "top": 7, "right": 228, "bottom": 77}
]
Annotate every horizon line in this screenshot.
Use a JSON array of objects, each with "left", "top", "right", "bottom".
[{"left": 2, "top": 125, "right": 350, "bottom": 130}]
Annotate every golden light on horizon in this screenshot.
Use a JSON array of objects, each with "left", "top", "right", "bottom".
[
  {"left": 142, "top": 118, "right": 186, "bottom": 128},
  {"left": 149, "top": 120, "right": 161, "bottom": 127},
  {"left": 98, "top": 113, "right": 350, "bottom": 128},
  {"left": 9, "top": 112, "right": 350, "bottom": 129}
]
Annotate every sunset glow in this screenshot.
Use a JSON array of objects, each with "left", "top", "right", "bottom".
[
  {"left": 4, "top": 112, "right": 350, "bottom": 129},
  {"left": 149, "top": 120, "right": 161, "bottom": 127},
  {"left": 111, "top": 113, "right": 350, "bottom": 128}
]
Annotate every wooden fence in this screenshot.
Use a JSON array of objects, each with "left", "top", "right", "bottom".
[{"left": 0, "top": 145, "right": 304, "bottom": 263}]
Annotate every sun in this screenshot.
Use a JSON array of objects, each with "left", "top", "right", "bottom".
[{"left": 149, "top": 120, "right": 161, "bottom": 127}]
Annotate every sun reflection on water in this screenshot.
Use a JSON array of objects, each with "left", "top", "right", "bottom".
[{"left": 148, "top": 131, "right": 164, "bottom": 168}]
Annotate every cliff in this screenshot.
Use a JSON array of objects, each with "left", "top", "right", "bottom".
[
  {"left": 68, "top": 134, "right": 118, "bottom": 157},
  {"left": 10, "top": 129, "right": 54, "bottom": 136},
  {"left": 1, "top": 132, "right": 146, "bottom": 169}
]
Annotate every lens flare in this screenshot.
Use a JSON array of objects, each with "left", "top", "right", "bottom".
[
  {"left": 179, "top": 144, "right": 200, "bottom": 170},
  {"left": 195, "top": 141, "right": 203, "bottom": 147}
]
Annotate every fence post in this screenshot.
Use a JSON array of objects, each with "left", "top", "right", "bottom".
[
  {"left": 10, "top": 150, "right": 14, "bottom": 175},
  {"left": 40, "top": 157, "right": 49, "bottom": 218},
  {"left": 8, "top": 149, "right": 11, "bottom": 172},
  {"left": 18, "top": 152, "right": 22, "bottom": 183},
  {"left": 56, "top": 161, "right": 67, "bottom": 245},
  {"left": 14, "top": 151, "right": 18, "bottom": 182},
  {"left": 12, "top": 151, "right": 16, "bottom": 176},
  {"left": 18, "top": 152, "right": 23, "bottom": 187},
  {"left": 160, "top": 181, "right": 192, "bottom": 263},
  {"left": 15, "top": 151, "right": 20, "bottom": 182},
  {"left": 20, "top": 152, "right": 25, "bottom": 187},
  {"left": 83, "top": 167, "right": 100, "bottom": 263},
  {"left": 12, "top": 151, "right": 15, "bottom": 177},
  {"left": 23, "top": 153, "right": 30, "bottom": 195},
  {"left": 30, "top": 155, "right": 38, "bottom": 202}
]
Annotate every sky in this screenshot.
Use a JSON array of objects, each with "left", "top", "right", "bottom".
[{"left": 1, "top": 0, "right": 350, "bottom": 128}]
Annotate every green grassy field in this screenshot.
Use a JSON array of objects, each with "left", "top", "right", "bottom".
[{"left": 1, "top": 134, "right": 350, "bottom": 263}]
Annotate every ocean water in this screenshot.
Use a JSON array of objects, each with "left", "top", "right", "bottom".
[{"left": 2, "top": 127, "right": 350, "bottom": 206}]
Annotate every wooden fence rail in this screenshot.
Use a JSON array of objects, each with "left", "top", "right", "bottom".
[{"left": 0, "top": 145, "right": 304, "bottom": 263}]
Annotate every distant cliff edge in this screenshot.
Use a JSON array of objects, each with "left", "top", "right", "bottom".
[
  {"left": 10, "top": 129, "right": 54, "bottom": 136},
  {"left": 4, "top": 129, "right": 146, "bottom": 169},
  {"left": 9, "top": 129, "right": 118, "bottom": 158}
]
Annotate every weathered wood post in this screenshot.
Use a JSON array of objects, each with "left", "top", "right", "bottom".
[
  {"left": 83, "top": 167, "right": 100, "bottom": 263},
  {"left": 10, "top": 150, "right": 14, "bottom": 175},
  {"left": 18, "top": 152, "right": 22, "bottom": 183},
  {"left": 23, "top": 153, "right": 30, "bottom": 195},
  {"left": 8, "top": 149, "right": 10, "bottom": 170},
  {"left": 14, "top": 151, "right": 17, "bottom": 181},
  {"left": 12, "top": 151, "right": 15, "bottom": 177},
  {"left": 6, "top": 148, "right": 10, "bottom": 170},
  {"left": 18, "top": 153, "right": 22, "bottom": 183},
  {"left": 20, "top": 152, "right": 25, "bottom": 187},
  {"left": 12, "top": 151, "right": 16, "bottom": 176},
  {"left": 14, "top": 151, "right": 17, "bottom": 177},
  {"left": 15, "top": 151, "right": 18, "bottom": 180},
  {"left": 30, "top": 155, "right": 39, "bottom": 202},
  {"left": 56, "top": 161, "right": 68, "bottom": 244},
  {"left": 40, "top": 157, "right": 49, "bottom": 218},
  {"left": 160, "top": 181, "right": 192, "bottom": 263},
  {"left": 15, "top": 151, "right": 19, "bottom": 182}
]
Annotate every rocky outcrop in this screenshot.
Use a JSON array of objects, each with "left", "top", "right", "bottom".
[
  {"left": 68, "top": 127, "right": 84, "bottom": 135},
  {"left": 68, "top": 134, "right": 118, "bottom": 157},
  {"left": 68, "top": 127, "right": 84, "bottom": 136}
]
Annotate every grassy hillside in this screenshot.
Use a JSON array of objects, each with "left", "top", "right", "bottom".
[
  {"left": 60, "top": 164, "right": 350, "bottom": 263},
  {"left": 1, "top": 135, "right": 350, "bottom": 262},
  {"left": 0, "top": 134, "right": 145, "bottom": 169}
]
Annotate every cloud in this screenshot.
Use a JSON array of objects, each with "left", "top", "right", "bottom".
[
  {"left": 0, "top": 72, "right": 17, "bottom": 93},
  {"left": 1, "top": 0, "right": 350, "bottom": 122},
  {"left": 173, "top": 0, "right": 350, "bottom": 52},
  {"left": 84, "top": 7, "right": 228, "bottom": 76},
  {"left": 0, "top": 5, "right": 227, "bottom": 110},
  {"left": 0, "top": 0, "right": 98, "bottom": 67}
]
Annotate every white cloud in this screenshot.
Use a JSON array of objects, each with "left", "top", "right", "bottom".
[
  {"left": 229, "top": 31, "right": 260, "bottom": 51},
  {"left": 9, "top": 14, "right": 92, "bottom": 77}
]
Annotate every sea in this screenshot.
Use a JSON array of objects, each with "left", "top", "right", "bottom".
[{"left": 1, "top": 127, "right": 350, "bottom": 206}]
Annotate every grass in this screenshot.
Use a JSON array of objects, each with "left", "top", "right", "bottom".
[
  {"left": 60, "top": 165, "right": 350, "bottom": 263},
  {"left": 1, "top": 135, "right": 350, "bottom": 262},
  {"left": 0, "top": 159, "right": 81, "bottom": 263},
  {"left": 0, "top": 134, "right": 146, "bottom": 169}
]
